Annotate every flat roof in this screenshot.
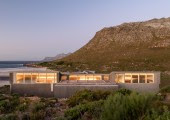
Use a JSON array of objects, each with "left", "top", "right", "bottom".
[
  {"left": 111, "top": 71, "right": 160, "bottom": 73},
  {"left": 11, "top": 70, "right": 59, "bottom": 73}
]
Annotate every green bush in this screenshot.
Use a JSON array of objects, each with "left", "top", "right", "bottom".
[
  {"left": 101, "top": 92, "right": 155, "bottom": 120},
  {"left": 115, "top": 88, "right": 132, "bottom": 95},
  {"left": 32, "top": 102, "right": 46, "bottom": 112},
  {"left": 17, "top": 103, "right": 29, "bottom": 112},
  {"left": 67, "top": 89, "right": 111, "bottom": 107},
  {"left": 22, "top": 113, "right": 30, "bottom": 120},
  {"left": 56, "top": 61, "right": 65, "bottom": 65},
  {"left": 65, "top": 100, "right": 104, "bottom": 120},
  {"left": 0, "top": 85, "right": 10, "bottom": 94},
  {"left": 41, "top": 98, "right": 58, "bottom": 107},
  {"left": 0, "top": 100, "right": 12, "bottom": 113},
  {"left": 143, "top": 106, "right": 170, "bottom": 120},
  {"left": 30, "top": 110, "right": 46, "bottom": 120},
  {"left": 0, "top": 113, "right": 18, "bottom": 120},
  {"left": 0, "top": 93, "right": 20, "bottom": 113},
  {"left": 160, "top": 85, "right": 170, "bottom": 93},
  {"left": 0, "top": 94, "right": 7, "bottom": 101}
]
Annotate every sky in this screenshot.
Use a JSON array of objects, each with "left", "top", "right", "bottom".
[{"left": 0, "top": 0, "right": 170, "bottom": 61}]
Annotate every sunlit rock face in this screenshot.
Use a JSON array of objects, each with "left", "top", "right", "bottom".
[{"left": 54, "top": 18, "right": 170, "bottom": 72}]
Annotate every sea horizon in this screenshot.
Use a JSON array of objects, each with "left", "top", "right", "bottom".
[{"left": 0, "top": 61, "right": 40, "bottom": 68}]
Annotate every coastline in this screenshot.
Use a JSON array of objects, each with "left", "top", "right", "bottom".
[{"left": 0, "top": 67, "right": 47, "bottom": 87}]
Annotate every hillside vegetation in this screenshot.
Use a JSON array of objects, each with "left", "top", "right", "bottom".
[
  {"left": 39, "top": 18, "right": 170, "bottom": 86},
  {"left": 41, "top": 18, "right": 170, "bottom": 72}
]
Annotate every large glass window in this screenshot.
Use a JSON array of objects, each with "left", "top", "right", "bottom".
[
  {"left": 132, "top": 75, "right": 138, "bottom": 83},
  {"left": 125, "top": 75, "right": 131, "bottom": 83},
  {"left": 77, "top": 75, "right": 86, "bottom": 80},
  {"left": 24, "top": 73, "right": 31, "bottom": 83},
  {"left": 15, "top": 72, "right": 57, "bottom": 84},
  {"left": 139, "top": 75, "right": 146, "bottom": 83},
  {"left": 115, "top": 73, "right": 154, "bottom": 84},
  {"left": 86, "top": 75, "right": 94, "bottom": 80},
  {"left": 32, "top": 73, "right": 38, "bottom": 83},
  {"left": 61, "top": 75, "right": 68, "bottom": 81},
  {"left": 47, "top": 73, "right": 55, "bottom": 83},
  {"left": 37, "top": 73, "right": 46, "bottom": 83},
  {"left": 115, "top": 74, "right": 124, "bottom": 83},
  {"left": 16, "top": 73, "right": 24, "bottom": 83},
  {"left": 69, "top": 74, "right": 103, "bottom": 81},
  {"left": 94, "top": 75, "right": 102, "bottom": 80},
  {"left": 103, "top": 75, "right": 109, "bottom": 81},
  {"left": 69, "top": 75, "right": 77, "bottom": 80},
  {"left": 147, "top": 75, "right": 154, "bottom": 83}
]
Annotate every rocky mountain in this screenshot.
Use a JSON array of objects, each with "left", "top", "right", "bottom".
[
  {"left": 41, "top": 18, "right": 170, "bottom": 73},
  {"left": 42, "top": 53, "right": 71, "bottom": 61}
]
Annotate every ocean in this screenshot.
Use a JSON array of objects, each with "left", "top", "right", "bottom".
[
  {"left": 0, "top": 61, "right": 40, "bottom": 86},
  {"left": 0, "top": 61, "right": 38, "bottom": 68}
]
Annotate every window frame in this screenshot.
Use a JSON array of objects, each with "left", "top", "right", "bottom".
[
  {"left": 115, "top": 73, "right": 154, "bottom": 84},
  {"left": 14, "top": 72, "right": 57, "bottom": 84}
]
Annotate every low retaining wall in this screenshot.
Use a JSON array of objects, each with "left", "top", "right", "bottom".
[
  {"left": 118, "top": 83, "right": 159, "bottom": 93},
  {"left": 54, "top": 84, "right": 118, "bottom": 98},
  {"left": 11, "top": 84, "right": 54, "bottom": 97}
]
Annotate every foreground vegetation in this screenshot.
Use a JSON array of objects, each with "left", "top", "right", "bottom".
[{"left": 0, "top": 86, "right": 170, "bottom": 120}]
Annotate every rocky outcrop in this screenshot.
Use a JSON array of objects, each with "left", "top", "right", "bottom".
[
  {"left": 52, "top": 18, "right": 170, "bottom": 72},
  {"left": 43, "top": 53, "right": 71, "bottom": 61}
]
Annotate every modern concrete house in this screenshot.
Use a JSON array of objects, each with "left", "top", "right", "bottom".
[{"left": 10, "top": 71, "right": 160, "bottom": 98}]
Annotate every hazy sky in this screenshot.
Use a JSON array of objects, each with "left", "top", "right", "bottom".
[{"left": 0, "top": 0, "right": 170, "bottom": 61}]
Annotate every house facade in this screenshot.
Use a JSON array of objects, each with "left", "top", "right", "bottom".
[{"left": 10, "top": 71, "right": 160, "bottom": 98}]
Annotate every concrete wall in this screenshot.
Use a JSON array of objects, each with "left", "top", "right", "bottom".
[
  {"left": 53, "top": 84, "right": 118, "bottom": 98},
  {"left": 11, "top": 84, "right": 54, "bottom": 97},
  {"left": 110, "top": 71, "right": 160, "bottom": 93}
]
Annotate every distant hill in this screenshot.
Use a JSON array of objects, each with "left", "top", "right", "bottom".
[
  {"left": 42, "top": 53, "right": 71, "bottom": 62},
  {"left": 40, "top": 18, "right": 170, "bottom": 73}
]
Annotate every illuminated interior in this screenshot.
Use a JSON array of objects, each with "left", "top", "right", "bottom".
[
  {"left": 16, "top": 73, "right": 24, "bottom": 83},
  {"left": 115, "top": 73, "right": 154, "bottom": 83},
  {"left": 103, "top": 75, "right": 109, "bottom": 80},
  {"left": 16, "top": 73, "right": 57, "bottom": 84},
  {"left": 68, "top": 74, "right": 107, "bottom": 81}
]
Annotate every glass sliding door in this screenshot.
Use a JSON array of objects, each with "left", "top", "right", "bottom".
[
  {"left": 115, "top": 74, "right": 124, "bottom": 83},
  {"left": 16, "top": 73, "right": 24, "bottom": 83},
  {"left": 37, "top": 73, "right": 46, "bottom": 83},
  {"left": 24, "top": 73, "right": 31, "bottom": 83},
  {"left": 132, "top": 75, "right": 138, "bottom": 83}
]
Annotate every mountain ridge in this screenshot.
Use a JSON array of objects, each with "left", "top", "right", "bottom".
[
  {"left": 42, "top": 53, "right": 71, "bottom": 62},
  {"left": 40, "top": 18, "right": 170, "bottom": 73}
]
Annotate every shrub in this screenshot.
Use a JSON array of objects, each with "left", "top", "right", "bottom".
[
  {"left": 17, "top": 103, "right": 29, "bottom": 112},
  {"left": 55, "top": 117, "right": 67, "bottom": 120},
  {"left": 160, "top": 85, "right": 170, "bottom": 93},
  {"left": 22, "top": 113, "right": 30, "bottom": 120},
  {"left": 67, "top": 89, "right": 111, "bottom": 107},
  {"left": 143, "top": 106, "right": 170, "bottom": 120},
  {"left": 0, "top": 113, "right": 18, "bottom": 120},
  {"left": 0, "top": 85, "right": 10, "bottom": 94},
  {"left": 56, "top": 61, "right": 65, "bottom": 65},
  {"left": 41, "top": 98, "right": 58, "bottom": 107},
  {"left": 30, "top": 110, "right": 46, "bottom": 120},
  {"left": 101, "top": 92, "right": 155, "bottom": 120},
  {"left": 115, "top": 88, "right": 132, "bottom": 95},
  {"left": 65, "top": 100, "right": 104, "bottom": 120},
  {"left": 0, "top": 100, "right": 11, "bottom": 113},
  {"left": 0, "top": 94, "right": 6, "bottom": 101},
  {"left": 32, "top": 102, "right": 46, "bottom": 112}
]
